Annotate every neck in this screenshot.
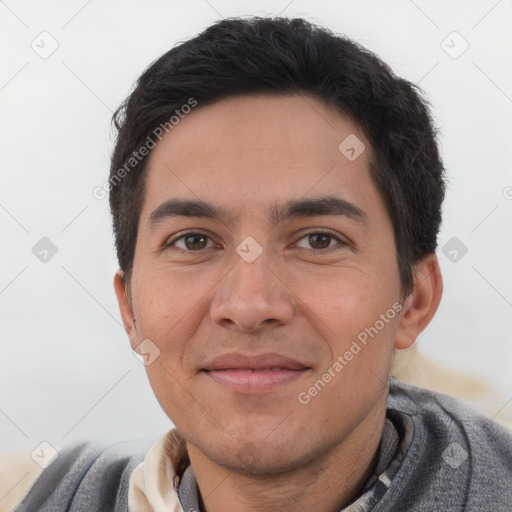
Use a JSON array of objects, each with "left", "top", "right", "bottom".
[{"left": 186, "top": 397, "right": 387, "bottom": 512}]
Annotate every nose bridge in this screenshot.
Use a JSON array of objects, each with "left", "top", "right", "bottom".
[
  {"left": 210, "top": 245, "right": 294, "bottom": 331},
  {"left": 230, "top": 249, "right": 277, "bottom": 298}
]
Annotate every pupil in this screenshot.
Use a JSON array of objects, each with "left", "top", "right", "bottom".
[
  {"left": 309, "top": 234, "right": 330, "bottom": 249},
  {"left": 186, "top": 234, "right": 207, "bottom": 250}
]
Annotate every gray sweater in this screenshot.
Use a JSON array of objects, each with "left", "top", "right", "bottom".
[{"left": 14, "top": 379, "right": 512, "bottom": 511}]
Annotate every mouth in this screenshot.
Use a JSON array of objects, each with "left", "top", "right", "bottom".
[{"left": 200, "top": 353, "right": 312, "bottom": 392}]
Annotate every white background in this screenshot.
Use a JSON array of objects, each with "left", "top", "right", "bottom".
[{"left": 1, "top": 0, "right": 511, "bottom": 454}]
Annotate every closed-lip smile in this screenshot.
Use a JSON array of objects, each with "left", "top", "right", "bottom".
[{"left": 201, "top": 353, "right": 312, "bottom": 392}]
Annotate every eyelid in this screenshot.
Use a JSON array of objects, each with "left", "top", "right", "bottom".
[
  {"left": 165, "top": 230, "right": 219, "bottom": 251},
  {"left": 293, "top": 228, "right": 348, "bottom": 250}
]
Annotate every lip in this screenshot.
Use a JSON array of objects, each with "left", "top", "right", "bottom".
[{"left": 201, "top": 353, "right": 311, "bottom": 392}]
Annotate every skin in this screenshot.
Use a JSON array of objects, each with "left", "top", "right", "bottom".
[{"left": 114, "top": 94, "right": 443, "bottom": 512}]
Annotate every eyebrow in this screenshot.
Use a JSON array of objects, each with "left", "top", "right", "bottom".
[
  {"left": 268, "top": 197, "right": 368, "bottom": 226},
  {"left": 146, "top": 196, "right": 369, "bottom": 230}
]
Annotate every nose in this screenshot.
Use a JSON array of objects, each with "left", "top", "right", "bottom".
[{"left": 210, "top": 251, "right": 294, "bottom": 333}]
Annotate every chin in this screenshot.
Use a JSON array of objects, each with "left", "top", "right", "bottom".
[
  {"left": 213, "top": 447, "right": 310, "bottom": 477},
  {"left": 201, "top": 429, "right": 323, "bottom": 477}
]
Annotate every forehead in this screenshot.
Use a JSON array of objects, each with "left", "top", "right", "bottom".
[{"left": 140, "top": 94, "right": 382, "bottom": 225}]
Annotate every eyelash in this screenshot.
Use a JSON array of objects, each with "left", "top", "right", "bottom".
[{"left": 165, "top": 229, "right": 347, "bottom": 253}]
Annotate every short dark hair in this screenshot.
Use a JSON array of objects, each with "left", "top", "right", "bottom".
[{"left": 109, "top": 16, "right": 445, "bottom": 299}]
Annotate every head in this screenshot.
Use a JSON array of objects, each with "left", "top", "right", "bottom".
[{"left": 111, "top": 17, "right": 444, "bottom": 475}]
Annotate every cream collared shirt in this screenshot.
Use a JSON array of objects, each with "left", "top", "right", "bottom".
[{"left": 129, "top": 429, "right": 186, "bottom": 512}]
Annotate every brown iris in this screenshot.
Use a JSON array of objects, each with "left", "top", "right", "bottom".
[
  {"left": 183, "top": 234, "right": 208, "bottom": 250},
  {"left": 308, "top": 233, "right": 332, "bottom": 249}
]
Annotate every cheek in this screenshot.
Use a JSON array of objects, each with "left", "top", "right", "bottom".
[
  {"left": 133, "top": 267, "right": 211, "bottom": 333},
  {"left": 295, "top": 269, "right": 383, "bottom": 332},
  {"left": 130, "top": 280, "right": 207, "bottom": 398},
  {"left": 296, "top": 269, "right": 399, "bottom": 379}
]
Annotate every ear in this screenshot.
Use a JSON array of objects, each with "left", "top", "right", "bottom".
[
  {"left": 113, "top": 270, "right": 139, "bottom": 351},
  {"left": 394, "top": 253, "right": 443, "bottom": 350}
]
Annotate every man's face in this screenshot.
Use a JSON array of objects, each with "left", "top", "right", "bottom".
[{"left": 118, "top": 94, "right": 408, "bottom": 474}]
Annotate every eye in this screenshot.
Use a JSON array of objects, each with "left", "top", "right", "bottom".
[
  {"left": 295, "top": 230, "right": 346, "bottom": 250},
  {"left": 167, "top": 232, "right": 216, "bottom": 251}
]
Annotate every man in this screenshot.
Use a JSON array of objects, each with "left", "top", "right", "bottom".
[{"left": 2, "top": 16, "right": 511, "bottom": 512}]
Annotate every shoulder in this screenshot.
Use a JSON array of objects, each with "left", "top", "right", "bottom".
[
  {"left": 0, "top": 439, "right": 152, "bottom": 512},
  {"left": 389, "top": 377, "right": 512, "bottom": 454},
  {"left": 390, "top": 377, "right": 512, "bottom": 437},
  {"left": 387, "top": 378, "right": 512, "bottom": 509}
]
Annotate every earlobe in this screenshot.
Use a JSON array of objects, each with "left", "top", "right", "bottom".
[
  {"left": 394, "top": 253, "right": 443, "bottom": 350},
  {"left": 113, "top": 270, "right": 138, "bottom": 347}
]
